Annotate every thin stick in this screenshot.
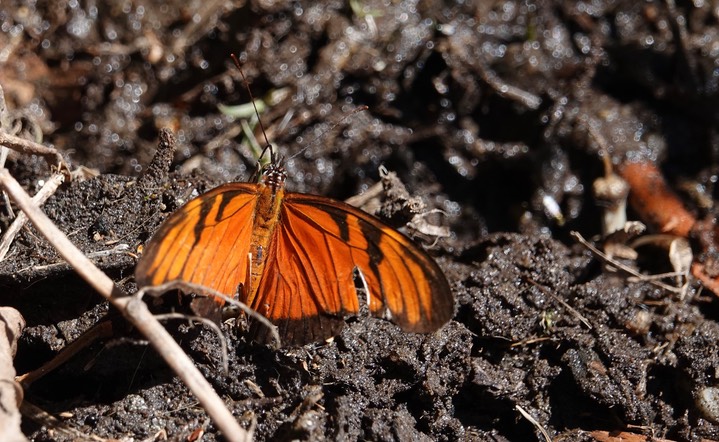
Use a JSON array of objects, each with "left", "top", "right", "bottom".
[
  {"left": 515, "top": 405, "right": 552, "bottom": 442},
  {"left": 526, "top": 279, "right": 592, "bottom": 329},
  {"left": 152, "top": 313, "right": 229, "bottom": 375},
  {"left": 0, "top": 130, "right": 65, "bottom": 168},
  {"left": 0, "top": 168, "right": 250, "bottom": 442},
  {"left": 0, "top": 307, "right": 25, "bottom": 442},
  {"left": 20, "top": 401, "right": 101, "bottom": 442},
  {"left": 571, "top": 231, "right": 681, "bottom": 294},
  {"left": 0, "top": 172, "right": 64, "bottom": 262},
  {"left": 476, "top": 61, "right": 542, "bottom": 110},
  {"left": 1, "top": 146, "right": 15, "bottom": 219},
  {"left": 627, "top": 271, "right": 685, "bottom": 282},
  {"left": 16, "top": 320, "right": 114, "bottom": 388},
  {"left": 139, "top": 280, "right": 280, "bottom": 346},
  {"left": 510, "top": 336, "right": 552, "bottom": 347},
  {"left": 14, "top": 243, "right": 131, "bottom": 275}
]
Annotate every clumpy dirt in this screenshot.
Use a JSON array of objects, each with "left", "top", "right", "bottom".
[{"left": 2, "top": 0, "right": 719, "bottom": 441}]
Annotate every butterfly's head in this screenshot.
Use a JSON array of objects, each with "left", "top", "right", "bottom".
[{"left": 261, "top": 161, "right": 288, "bottom": 193}]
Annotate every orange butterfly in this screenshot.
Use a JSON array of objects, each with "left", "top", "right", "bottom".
[{"left": 135, "top": 150, "right": 454, "bottom": 346}]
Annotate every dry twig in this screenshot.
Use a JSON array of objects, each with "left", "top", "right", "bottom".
[
  {"left": 16, "top": 320, "right": 113, "bottom": 388},
  {"left": 571, "top": 231, "right": 682, "bottom": 294},
  {"left": 526, "top": 278, "right": 593, "bottom": 329},
  {"left": 515, "top": 404, "right": 552, "bottom": 442},
  {"left": 152, "top": 312, "right": 230, "bottom": 375},
  {"left": 0, "top": 130, "right": 65, "bottom": 168},
  {"left": 0, "top": 168, "right": 251, "bottom": 442},
  {"left": 19, "top": 401, "right": 104, "bottom": 442},
  {"left": 0, "top": 172, "right": 64, "bottom": 261},
  {"left": 589, "top": 429, "right": 673, "bottom": 442},
  {"left": 0, "top": 307, "right": 26, "bottom": 442},
  {"left": 138, "top": 280, "right": 281, "bottom": 346}
]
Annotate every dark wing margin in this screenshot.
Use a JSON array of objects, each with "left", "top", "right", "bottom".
[
  {"left": 135, "top": 183, "right": 259, "bottom": 301},
  {"left": 255, "top": 192, "right": 453, "bottom": 340}
]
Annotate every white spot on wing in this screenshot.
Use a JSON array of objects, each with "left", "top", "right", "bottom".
[{"left": 356, "top": 268, "right": 371, "bottom": 307}]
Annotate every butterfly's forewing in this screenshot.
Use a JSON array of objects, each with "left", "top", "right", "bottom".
[
  {"left": 245, "top": 192, "right": 454, "bottom": 344},
  {"left": 135, "top": 183, "right": 259, "bottom": 299}
]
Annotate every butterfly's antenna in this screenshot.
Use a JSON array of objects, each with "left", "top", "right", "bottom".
[
  {"left": 288, "top": 105, "right": 369, "bottom": 161},
  {"left": 230, "top": 53, "right": 275, "bottom": 163}
]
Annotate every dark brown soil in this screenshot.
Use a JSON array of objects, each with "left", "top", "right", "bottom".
[{"left": 2, "top": 0, "right": 719, "bottom": 440}]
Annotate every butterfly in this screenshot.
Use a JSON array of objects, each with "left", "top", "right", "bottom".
[{"left": 134, "top": 148, "right": 454, "bottom": 346}]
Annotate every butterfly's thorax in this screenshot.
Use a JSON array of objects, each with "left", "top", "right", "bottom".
[{"left": 245, "top": 165, "right": 287, "bottom": 304}]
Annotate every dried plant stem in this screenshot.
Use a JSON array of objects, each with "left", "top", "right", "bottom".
[
  {"left": 16, "top": 320, "right": 113, "bottom": 388},
  {"left": 0, "top": 168, "right": 251, "bottom": 442},
  {"left": 0, "top": 131, "right": 64, "bottom": 167},
  {"left": 515, "top": 405, "right": 552, "bottom": 442},
  {"left": 526, "top": 278, "right": 592, "bottom": 329},
  {"left": 0, "top": 172, "right": 64, "bottom": 262},
  {"left": 0, "top": 307, "right": 26, "bottom": 442},
  {"left": 20, "top": 401, "right": 98, "bottom": 441},
  {"left": 571, "top": 231, "right": 681, "bottom": 294},
  {"left": 152, "top": 313, "right": 229, "bottom": 375},
  {"left": 140, "top": 280, "right": 280, "bottom": 346}
]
